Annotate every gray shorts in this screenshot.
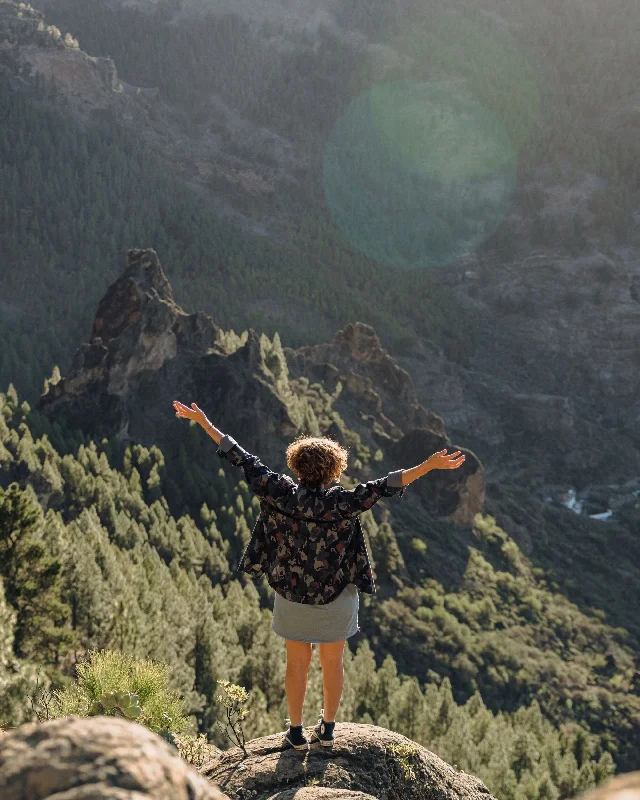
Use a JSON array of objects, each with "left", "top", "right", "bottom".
[{"left": 272, "top": 583, "right": 359, "bottom": 643}]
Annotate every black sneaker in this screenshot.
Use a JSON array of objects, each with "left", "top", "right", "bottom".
[
  {"left": 310, "top": 709, "right": 335, "bottom": 747},
  {"left": 283, "top": 719, "right": 309, "bottom": 751}
]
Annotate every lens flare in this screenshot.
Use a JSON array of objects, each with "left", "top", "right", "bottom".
[
  {"left": 323, "top": 9, "right": 541, "bottom": 269},
  {"left": 323, "top": 79, "right": 517, "bottom": 269}
]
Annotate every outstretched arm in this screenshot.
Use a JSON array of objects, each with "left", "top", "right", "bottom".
[
  {"left": 331, "top": 473, "right": 406, "bottom": 519},
  {"left": 172, "top": 401, "right": 295, "bottom": 508},
  {"left": 216, "top": 434, "right": 296, "bottom": 508},
  {"left": 173, "top": 400, "right": 224, "bottom": 444},
  {"left": 398, "top": 449, "right": 465, "bottom": 486},
  {"left": 331, "top": 448, "right": 466, "bottom": 519}
]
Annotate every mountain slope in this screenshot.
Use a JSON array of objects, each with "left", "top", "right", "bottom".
[{"left": 12, "top": 247, "right": 639, "bottom": 773}]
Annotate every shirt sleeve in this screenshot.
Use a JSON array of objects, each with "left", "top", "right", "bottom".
[
  {"left": 237, "top": 519, "right": 269, "bottom": 577},
  {"left": 330, "top": 470, "right": 407, "bottom": 519},
  {"left": 217, "top": 434, "right": 296, "bottom": 511}
]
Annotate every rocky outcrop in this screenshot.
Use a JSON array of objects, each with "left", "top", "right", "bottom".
[
  {"left": 285, "top": 323, "right": 484, "bottom": 525},
  {"left": 264, "top": 791, "right": 377, "bottom": 800},
  {"left": 37, "top": 249, "right": 484, "bottom": 524},
  {"left": 200, "top": 722, "right": 495, "bottom": 800},
  {"left": 0, "top": 1, "right": 117, "bottom": 94},
  {"left": 37, "top": 249, "right": 300, "bottom": 469},
  {"left": 285, "top": 323, "right": 445, "bottom": 438},
  {"left": 0, "top": 715, "right": 229, "bottom": 799}
]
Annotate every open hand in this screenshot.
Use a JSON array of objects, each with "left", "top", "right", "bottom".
[
  {"left": 172, "top": 400, "right": 207, "bottom": 426},
  {"left": 427, "top": 449, "right": 466, "bottom": 470}
]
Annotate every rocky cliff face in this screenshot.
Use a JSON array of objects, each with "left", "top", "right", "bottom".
[
  {"left": 392, "top": 250, "right": 640, "bottom": 492},
  {"left": 37, "top": 248, "right": 484, "bottom": 525},
  {"left": 37, "top": 248, "right": 299, "bottom": 470},
  {"left": 0, "top": 1, "right": 117, "bottom": 95}
]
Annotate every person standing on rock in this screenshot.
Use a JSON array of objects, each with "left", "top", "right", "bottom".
[{"left": 172, "top": 400, "right": 465, "bottom": 751}]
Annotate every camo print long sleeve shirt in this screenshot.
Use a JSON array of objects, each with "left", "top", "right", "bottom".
[{"left": 216, "top": 434, "right": 408, "bottom": 605}]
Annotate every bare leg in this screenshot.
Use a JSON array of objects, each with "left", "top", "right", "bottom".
[
  {"left": 318, "top": 640, "right": 346, "bottom": 723},
  {"left": 284, "top": 640, "right": 312, "bottom": 727}
]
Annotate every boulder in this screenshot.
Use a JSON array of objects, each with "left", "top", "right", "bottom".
[
  {"left": 575, "top": 770, "right": 640, "bottom": 800},
  {"left": 389, "top": 428, "right": 484, "bottom": 525},
  {"left": 200, "top": 722, "right": 495, "bottom": 800},
  {"left": 0, "top": 715, "right": 229, "bottom": 800}
]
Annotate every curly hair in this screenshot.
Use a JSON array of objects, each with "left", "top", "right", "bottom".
[{"left": 285, "top": 435, "right": 349, "bottom": 487}]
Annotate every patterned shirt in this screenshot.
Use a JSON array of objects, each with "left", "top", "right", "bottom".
[{"left": 216, "top": 434, "right": 408, "bottom": 605}]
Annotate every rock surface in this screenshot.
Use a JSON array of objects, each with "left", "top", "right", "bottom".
[
  {"left": 200, "top": 722, "right": 495, "bottom": 800},
  {"left": 265, "top": 791, "right": 377, "bottom": 800},
  {"left": 0, "top": 715, "right": 229, "bottom": 800},
  {"left": 396, "top": 251, "right": 640, "bottom": 491},
  {"left": 0, "top": 718, "right": 497, "bottom": 800},
  {"left": 268, "top": 786, "right": 377, "bottom": 800}
]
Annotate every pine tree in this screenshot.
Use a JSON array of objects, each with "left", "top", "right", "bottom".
[{"left": 0, "top": 483, "right": 74, "bottom": 663}]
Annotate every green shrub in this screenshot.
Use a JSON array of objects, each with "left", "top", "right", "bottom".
[
  {"left": 216, "top": 679, "right": 249, "bottom": 756},
  {"left": 49, "top": 649, "right": 189, "bottom": 735},
  {"left": 174, "top": 732, "right": 219, "bottom": 768}
]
